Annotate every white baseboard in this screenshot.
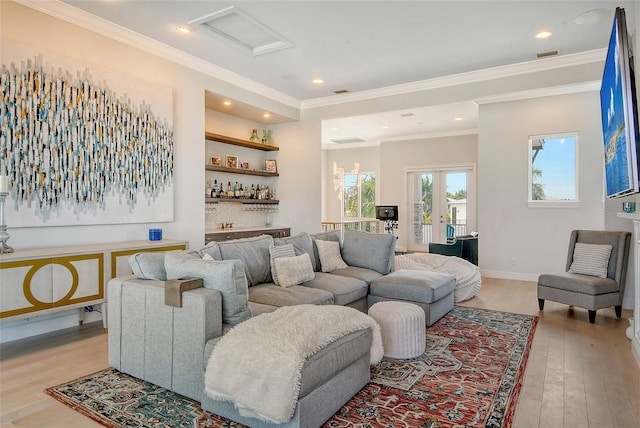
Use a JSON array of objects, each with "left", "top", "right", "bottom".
[
  {"left": 0, "top": 308, "right": 103, "bottom": 344},
  {"left": 480, "top": 269, "right": 539, "bottom": 282}
]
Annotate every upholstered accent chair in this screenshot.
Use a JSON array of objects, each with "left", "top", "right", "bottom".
[{"left": 537, "top": 229, "right": 632, "bottom": 323}]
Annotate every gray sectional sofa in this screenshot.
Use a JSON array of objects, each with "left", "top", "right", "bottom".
[
  {"left": 108, "top": 229, "right": 458, "bottom": 427},
  {"left": 108, "top": 229, "right": 399, "bottom": 427}
]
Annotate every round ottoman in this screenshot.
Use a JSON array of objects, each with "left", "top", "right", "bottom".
[{"left": 368, "top": 301, "right": 425, "bottom": 359}]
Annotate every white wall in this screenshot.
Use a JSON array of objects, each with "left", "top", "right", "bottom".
[{"left": 478, "top": 91, "right": 606, "bottom": 280}]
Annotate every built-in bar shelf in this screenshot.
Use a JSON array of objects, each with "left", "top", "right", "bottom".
[
  {"left": 205, "top": 132, "right": 279, "bottom": 151},
  {"left": 205, "top": 165, "right": 278, "bottom": 177},
  {"left": 205, "top": 198, "right": 279, "bottom": 204}
]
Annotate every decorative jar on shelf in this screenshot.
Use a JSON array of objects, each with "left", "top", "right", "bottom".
[
  {"left": 249, "top": 129, "right": 260, "bottom": 143},
  {"left": 261, "top": 129, "right": 272, "bottom": 145}
]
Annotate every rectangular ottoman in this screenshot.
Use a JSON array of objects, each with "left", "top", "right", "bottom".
[{"left": 367, "top": 269, "right": 455, "bottom": 326}]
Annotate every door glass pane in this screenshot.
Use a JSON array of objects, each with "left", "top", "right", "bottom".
[
  {"left": 412, "top": 173, "right": 433, "bottom": 246},
  {"left": 446, "top": 172, "right": 467, "bottom": 237},
  {"left": 343, "top": 174, "right": 357, "bottom": 217},
  {"left": 361, "top": 173, "right": 376, "bottom": 218}
]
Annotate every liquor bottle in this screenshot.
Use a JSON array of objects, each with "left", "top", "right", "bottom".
[
  {"left": 212, "top": 180, "right": 220, "bottom": 198},
  {"left": 206, "top": 180, "right": 212, "bottom": 198},
  {"left": 250, "top": 184, "right": 256, "bottom": 199},
  {"left": 227, "top": 181, "right": 233, "bottom": 198}
]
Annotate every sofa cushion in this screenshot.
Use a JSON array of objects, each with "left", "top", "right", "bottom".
[
  {"left": 342, "top": 230, "right": 396, "bottom": 274},
  {"left": 331, "top": 266, "right": 384, "bottom": 285},
  {"left": 274, "top": 232, "right": 317, "bottom": 271},
  {"left": 310, "top": 230, "right": 341, "bottom": 271},
  {"left": 269, "top": 244, "right": 296, "bottom": 286},
  {"left": 538, "top": 272, "right": 619, "bottom": 295},
  {"left": 302, "top": 272, "right": 368, "bottom": 306},
  {"left": 315, "top": 239, "right": 348, "bottom": 272},
  {"left": 216, "top": 235, "right": 274, "bottom": 286},
  {"left": 197, "top": 241, "right": 223, "bottom": 260},
  {"left": 248, "top": 283, "right": 334, "bottom": 307},
  {"left": 165, "top": 250, "right": 251, "bottom": 325},
  {"left": 369, "top": 269, "right": 455, "bottom": 304},
  {"left": 129, "top": 251, "right": 167, "bottom": 280},
  {"left": 274, "top": 253, "right": 315, "bottom": 288}
]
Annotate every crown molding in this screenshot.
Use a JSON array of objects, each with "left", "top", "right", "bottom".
[
  {"left": 14, "top": 0, "right": 301, "bottom": 109},
  {"left": 301, "top": 49, "right": 606, "bottom": 110},
  {"left": 474, "top": 81, "right": 601, "bottom": 104}
]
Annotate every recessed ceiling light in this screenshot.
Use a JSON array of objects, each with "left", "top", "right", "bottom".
[
  {"left": 263, "top": 113, "right": 271, "bottom": 118},
  {"left": 535, "top": 30, "right": 552, "bottom": 39},
  {"left": 312, "top": 78, "right": 324, "bottom": 84},
  {"left": 454, "top": 117, "right": 463, "bottom": 121},
  {"left": 176, "top": 24, "right": 193, "bottom": 34},
  {"left": 223, "top": 101, "right": 231, "bottom": 106},
  {"left": 381, "top": 126, "right": 389, "bottom": 129},
  {"left": 330, "top": 127, "right": 339, "bottom": 131}
]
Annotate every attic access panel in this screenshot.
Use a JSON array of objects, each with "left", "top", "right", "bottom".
[{"left": 189, "top": 6, "right": 294, "bottom": 56}]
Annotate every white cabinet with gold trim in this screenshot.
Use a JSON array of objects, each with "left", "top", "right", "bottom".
[{"left": 0, "top": 240, "right": 187, "bottom": 330}]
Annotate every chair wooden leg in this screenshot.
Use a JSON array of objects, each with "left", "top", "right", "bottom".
[
  {"left": 615, "top": 305, "right": 622, "bottom": 318},
  {"left": 538, "top": 299, "right": 544, "bottom": 310},
  {"left": 588, "top": 310, "right": 596, "bottom": 324}
]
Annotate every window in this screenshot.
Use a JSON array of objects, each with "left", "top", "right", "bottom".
[
  {"left": 528, "top": 133, "right": 578, "bottom": 206},
  {"left": 343, "top": 173, "right": 376, "bottom": 218}
]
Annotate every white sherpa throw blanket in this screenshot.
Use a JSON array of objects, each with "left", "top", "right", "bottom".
[
  {"left": 395, "top": 253, "right": 482, "bottom": 302},
  {"left": 204, "top": 304, "right": 383, "bottom": 424}
]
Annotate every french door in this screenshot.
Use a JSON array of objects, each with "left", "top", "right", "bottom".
[{"left": 407, "top": 167, "right": 472, "bottom": 252}]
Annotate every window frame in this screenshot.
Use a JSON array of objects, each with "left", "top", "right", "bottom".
[
  {"left": 527, "top": 132, "right": 580, "bottom": 208},
  {"left": 342, "top": 172, "right": 376, "bottom": 219}
]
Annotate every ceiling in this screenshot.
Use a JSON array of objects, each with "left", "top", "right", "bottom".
[{"left": 54, "top": 0, "right": 637, "bottom": 146}]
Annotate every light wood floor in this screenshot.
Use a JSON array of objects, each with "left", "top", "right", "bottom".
[{"left": 1, "top": 278, "right": 638, "bottom": 428}]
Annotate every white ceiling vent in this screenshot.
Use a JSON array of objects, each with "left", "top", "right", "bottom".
[
  {"left": 189, "top": 6, "right": 294, "bottom": 56},
  {"left": 330, "top": 137, "right": 366, "bottom": 144}
]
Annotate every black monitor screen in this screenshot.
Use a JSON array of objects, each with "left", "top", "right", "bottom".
[{"left": 375, "top": 205, "right": 398, "bottom": 221}]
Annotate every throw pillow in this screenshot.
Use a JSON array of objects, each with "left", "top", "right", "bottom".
[
  {"left": 314, "top": 239, "right": 348, "bottom": 273},
  {"left": 568, "top": 243, "right": 613, "bottom": 278},
  {"left": 164, "top": 250, "right": 251, "bottom": 325},
  {"left": 273, "top": 253, "right": 315, "bottom": 287},
  {"left": 269, "top": 244, "right": 296, "bottom": 286},
  {"left": 274, "top": 232, "right": 317, "bottom": 271},
  {"left": 310, "top": 230, "right": 341, "bottom": 271},
  {"left": 128, "top": 251, "right": 167, "bottom": 280}
]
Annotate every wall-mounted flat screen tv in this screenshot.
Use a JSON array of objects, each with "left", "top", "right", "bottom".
[{"left": 599, "top": 7, "right": 640, "bottom": 198}]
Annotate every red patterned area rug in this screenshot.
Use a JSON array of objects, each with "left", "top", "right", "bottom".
[{"left": 45, "top": 307, "right": 537, "bottom": 428}]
